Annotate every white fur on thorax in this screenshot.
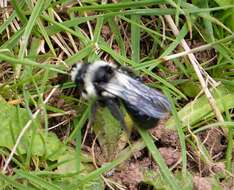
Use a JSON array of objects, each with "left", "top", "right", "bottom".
[
  {"left": 71, "top": 62, "right": 82, "bottom": 82},
  {"left": 84, "top": 60, "right": 110, "bottom": 98}
]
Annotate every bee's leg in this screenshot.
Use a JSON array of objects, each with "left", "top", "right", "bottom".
[
  {"left": 89, "top": 100, "right": 98, "bottom": 125},
  {"left": 118, "top": 66, "right": 143, "bottom": 81},
  {"left": 104, "top": 99, "right": 129, "bottom": 133},
  {"left": 118, "top": 66, "right": 136, "bottom": 77}
]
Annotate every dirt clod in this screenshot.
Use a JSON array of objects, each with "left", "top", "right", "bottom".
[
  {"left": 198, "top": 128, "right": 226, "bottom": 159},
  {"left": 159, "top": 147, "right": 180, "bottom": 166},
  {"left": 150, "top": 119, "right": 179, "bottom": 147},
  {"left": 193, "top": 176, "right": 212, "bottom": 190},
  {"left": 112, "top": 162, "right": 144, "bottom": 190},
  {"left": 211, "top": 162, "right": 225, "bottom": 174}
]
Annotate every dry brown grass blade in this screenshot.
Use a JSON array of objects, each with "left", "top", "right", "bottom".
[{"left": 161, "top": 5, "right": 225, "bottom": 133}]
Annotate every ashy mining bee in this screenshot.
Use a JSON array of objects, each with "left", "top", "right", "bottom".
[{"left": 71, "top": 60, "right": 171, "bottom": 129}]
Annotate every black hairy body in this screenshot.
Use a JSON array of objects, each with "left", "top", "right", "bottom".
[{"left": 71, "top": 61, "right": 171, "bottom": 129}]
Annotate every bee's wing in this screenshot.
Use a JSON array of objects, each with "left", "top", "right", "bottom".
[{"left": 101, "top": 72, "right": 171, "bottom": 119}]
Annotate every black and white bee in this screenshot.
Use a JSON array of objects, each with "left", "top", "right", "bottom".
[{"left": 71, "top": 60, "right": 171, "bottom": 129}]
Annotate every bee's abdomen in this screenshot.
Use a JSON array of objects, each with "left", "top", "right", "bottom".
[{"left": 123, "top": 102, "right": 159, "bottom": 128}]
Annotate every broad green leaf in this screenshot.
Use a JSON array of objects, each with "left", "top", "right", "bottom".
[
  {"left": 179, "top": 81, "right": 201, "bottom": 98},
  {"left": 0, "top": 100, "right": 65, "bottom": 161},
  {"left": 166, "top": 86, "right": 234, "bottom": 129},
  {"left": 93, "top": 107, "right": 124, "bottom": 160},
  {"left": 55, "top": 149, "right": 104, "bottom": 190}
]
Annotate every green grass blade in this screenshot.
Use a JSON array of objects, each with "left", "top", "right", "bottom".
[
  {"left": 16, "top": 0, "right": 45, "bottom": 78},
  {"left": 11, "top": 0, "right": 27, "bottom": 25},
  {"left": 16, "top": 170, "right": 63, "bottom": 190},
  {"left": 36, "top": 19, "right": 56, "bottom": 56},
  {"left": 69, "top": 0, "right": 166, "bottom": 12},
  {"left": 73, "top": 119, "right": 82, "bottom": 174},
  {"left": 65, "top": 104, "right": 90, "bottom": 143},
  {"left": 65, "top": 43, "right": 94, "bottom": 65},
  {"left": 0, "top": 53, "right": 66, "bottom": 74},
  {"left": 0, "top": 28, "right": 25, "bottom": 49},
  {"left": 0, "top": 174, "right": 37, "bottom": 190},
  {"left": 0, "top": 12, "right": 17, "bottom": 35},
  {"left": 137, "top": 128, "right": 180, "bottom": 190},
  {"left": 42, "top": 15, "right": 90, "bottom": 43},
  {"left": 77, "top": 140, "right": 145, "bottom": 188},
  {"left": 108, "top": 17, "right": 126, "bottom": 56},
  {"left": 164, "top": 90, "right": 187, "bottom": 175},
  {"left": 121, "top": 16, "right": 174, "bottom": 41},
  {"left": 131, "top": 15, "right": 140, "bottom": 64}
]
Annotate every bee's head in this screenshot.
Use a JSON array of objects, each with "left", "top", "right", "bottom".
[
  {"left": 71, "top": 61, "right": 115, "bottom": 98},
  {"left": 71, "top": 62, "right": 88, "bottom": 89}
]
